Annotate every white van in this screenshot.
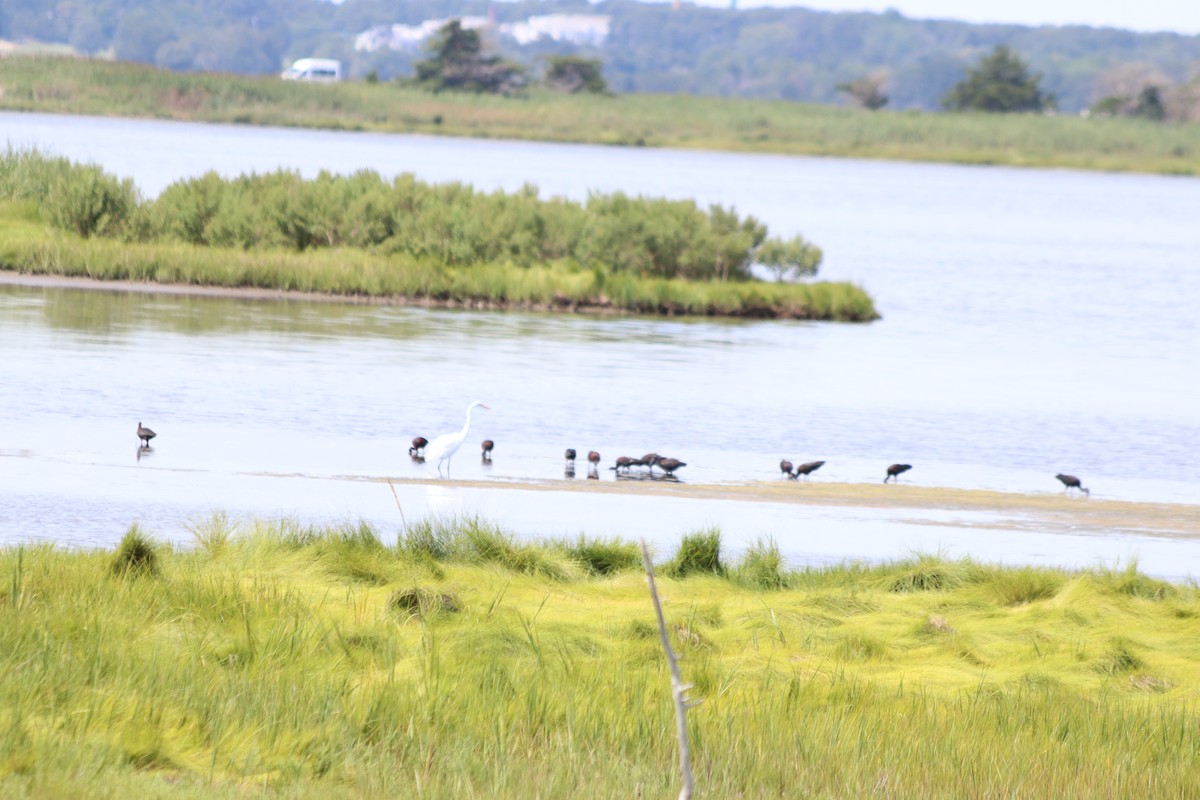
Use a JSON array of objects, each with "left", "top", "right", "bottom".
[{"left": 280, "top": 58, "right": 342, "bottom": 83}]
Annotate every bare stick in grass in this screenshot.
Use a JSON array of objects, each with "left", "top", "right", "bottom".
[
  {"left": 386, "top": 479, "right": 409, "bottom": 534},
  {"left": 641, "top": 538, "right": 697, "bottom": 800}
]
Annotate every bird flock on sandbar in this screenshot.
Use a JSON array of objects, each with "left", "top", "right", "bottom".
[{"left": 134, "top": 400, "right": 1094, "bottom": 496}]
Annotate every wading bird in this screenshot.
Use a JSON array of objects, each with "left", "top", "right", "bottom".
[
  {"left": 137, "top": 422, "right": 156, "bottom": 447},
  {"left": 425, "top": 401, "right": 489, "bottom": 476},
  {"left": 639, "top": 453, "right": 660, "bottom": 472},
  {"left": 588, "top": 451, "right": 600, "bottom": 467},
  {"left": 565, "top": 448, "right": 577, "bottom": 464},
  {"left": 611, "top": 456, "right": 636, "bottom": 473},
  {"left": 481, "top": 439, "right": 494, "bottom": 460},
  {"left": 795, "top": 460, "right": 826, "bottom": 479},
  {"left": 780, "top": 459, "right": 797, "bottom": 479},
  {"left": 884, "top": 463, "right": 912, "bottom": 483},
  {"left": 1055, "top": 473, "right": 1090, "bottom": 496},
  {"left": 409, "top": 436, "right": 428, "bottom": 457},
  {"left": 653, "top": 455, "right": 687, "bottom": 476}
]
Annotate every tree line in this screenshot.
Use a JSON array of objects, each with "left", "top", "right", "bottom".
[{"left": 3, "top": 0, "right": 1198, "bottom": 117}]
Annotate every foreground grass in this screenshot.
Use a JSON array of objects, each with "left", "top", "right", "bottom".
[
  {"left": 2, "top": 515, "right": 1199, "bottom": 797},
  {"left": 0, "top": 203, "right": 877, "bottom": 320},
  {"left": 2, "top": 56, "right": 1200, "bottom": 175}
]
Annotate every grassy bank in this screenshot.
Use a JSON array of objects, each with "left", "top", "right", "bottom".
[
  {"left": 2, "top": 515, "right": 1199, "bottom": 797},
  {"left": 2, "top": 56, "right": 1199, "bottom": 175},
  {"left": 0, "top": 203, "right": 876, "bottom": 320}
]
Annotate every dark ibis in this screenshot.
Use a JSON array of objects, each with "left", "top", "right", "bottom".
[
  {"left": 639, "top": 452, "right": 660, "bottom": 471},
  {"left": 1055, "top": 473, "right": 1090, "bottom": 496},
  {"left": 795, "top": 460, "right": 826, "bottom": 479},
  {"left": 409, "top": 436, "right": 428, "bottom": 457},
  {"left": 780, "top": 459, "right": 797, "bottom": 479},
  {"left": 611, "top": 456, "right": 636, "bottom": 473},
  {"left": 137, "top": 422, "right": 156, "bottom": 447},
  {"left": 565, "top": 448, "right": 577, "bottom": 463},
  {"left": 481, "top": 439, "right": 494, "bottom": 460},
  {"left": 653, "top": 456, "right": 687, "bottom": 476},
  {"left": 587, "top": 451, "right": 601, "bottom": 466},
  {"left": 884, "top": 464, "right": 912, "bottom": 483}
]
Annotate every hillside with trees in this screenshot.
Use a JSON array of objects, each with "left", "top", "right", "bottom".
[{"left": 3, "top": 0, "right": 1200, "bottom": 114}]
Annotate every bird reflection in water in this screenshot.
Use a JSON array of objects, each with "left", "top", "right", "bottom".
[
  {"left": 136, "top": 445, "right": 153, "bottom": 462},
  {"left": 614, "top": 470, "right": 682, "bottom": 483}
]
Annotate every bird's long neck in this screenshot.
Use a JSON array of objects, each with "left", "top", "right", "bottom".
[{"left": 459, "top": 406, "right": 475, "bottom": 439}]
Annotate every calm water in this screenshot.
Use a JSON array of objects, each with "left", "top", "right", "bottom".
[{"left": 2, "top": 112, "right": 1198, "bottom": 574}]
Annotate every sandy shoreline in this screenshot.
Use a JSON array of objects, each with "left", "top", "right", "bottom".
[{"left": 339, "top": 474, "right": 1200, "bottom": 538}]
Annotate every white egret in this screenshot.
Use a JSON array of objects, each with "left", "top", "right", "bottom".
[{"left": 425, "top": 401, "right": 490, "bottom": 476}]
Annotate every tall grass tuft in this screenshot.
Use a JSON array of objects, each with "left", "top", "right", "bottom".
[
  {"left": 109, "top": 522, "right": 160, "bottom": 578},
  {"left": 663, "top": 528, "right": 726, "bottom": 578},
  {"left": 733, "top": 537, "right": 790, "bottom": 589},
  {"left": 557, "top": 534, "right": 642, "bottom": 576},
  {"left": 186, "top": 511, "right": 237, "bottom": 557},
  {"left": 886, "top": 554, "right": 969, "bottom": 592},
  {"left": 990, "top": 565, "right": 1064, "bottom": 605},
  {"left": 457, "top": 517, "right": 581, "bottom": 580}
]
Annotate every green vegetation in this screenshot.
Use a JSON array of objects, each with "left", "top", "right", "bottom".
[
  {"left": 0, "top": 149, "right": 875, "bottom": 320},
  {"left": 542, "top": 55, "right": 610, "bottom": 96},
  {"left": 2, "top": 57, "right": 1198, "bottom": 175},
  {"left": 2, "top": 515, "right": 1199, "bottom": 797},
  {"left": 413, "top": 20, "right": 526, "bottom": 95},
  {"left": 943, "top": 45, "right": 1055, "bottom": 113}
]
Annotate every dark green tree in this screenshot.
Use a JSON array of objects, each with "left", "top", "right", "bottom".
[
  {"left": 1132, "top": 85, "right": 1166, "bottom": 120},
  {"left": 414, "top": 20, "right": 525, "bottom": 95},
  {"left": 543, "top": 55, "right": 609, "bottom": 95},
  {"left": 942, "top": 45, "right": 1054, "bottom": 113}
]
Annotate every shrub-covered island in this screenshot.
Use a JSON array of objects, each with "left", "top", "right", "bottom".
[
  {"left": 2, "top": 516, "right": 1198, "bottom": 797},
  {"left": 0, "top": 149, "right": 877, "bottom": 321}
]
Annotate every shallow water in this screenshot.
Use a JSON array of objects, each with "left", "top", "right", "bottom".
[{"left": 1, "top": 112, "right": 1198, "bottom": 575}]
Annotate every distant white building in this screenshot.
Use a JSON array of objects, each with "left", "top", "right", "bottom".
[
  {"left": 354, "top": 17, "right": 492, "bottom": 53},
  {"left": 354, "top": 14, "right": 610, "bottom": 53},
  {"left": 500, "top": 15, "right": 611, "bottom": 46}
]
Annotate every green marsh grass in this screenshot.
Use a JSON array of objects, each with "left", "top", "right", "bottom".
[
  {"left": 3, "top": 515, "right": 1200, "bottom": 797},
  {"left": 2, "top": 56, "right": 1199, "bottom": 175},
  {"left": 0, "top": 148, "right": 878, "bottom": 321},
  {"left": 0, "top": 201, "right": 876, "bottom": 320}
]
